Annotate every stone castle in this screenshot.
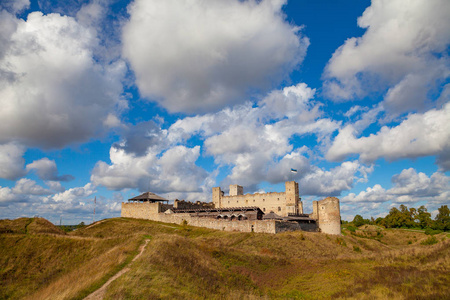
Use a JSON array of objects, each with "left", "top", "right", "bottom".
[{"left": 121, "top": 181, "right": 341, "bottom": 235}]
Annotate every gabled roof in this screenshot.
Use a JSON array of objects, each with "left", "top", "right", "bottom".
[{"left": 128, "top": 192, "right": 168, "bottom": 202}]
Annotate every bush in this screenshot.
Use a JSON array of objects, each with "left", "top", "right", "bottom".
[
  {"left": 425, "top": 228, "right": 442, "bottom": 235},
  {"left": 421, "top": 236, "right": 438, "bottom": 245},
  {"left": 353, "top": 246, "right": 361, "bottom": 253},
  {"left": 347, "top": 226, "right": 356, "bottom": 232}
]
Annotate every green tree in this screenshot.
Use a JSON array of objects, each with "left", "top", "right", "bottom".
[
  {"left": 383, "top": 207, "right": 403, "bottom": 228},
  {"left": 352, "top": 214, "right": 366, "bottom": 227},
  {"left": 415, "top": 206, "right": 432, "bottom": 229},
  {"left": 435, "top": 205, "right": 450, "bottom": 231}
]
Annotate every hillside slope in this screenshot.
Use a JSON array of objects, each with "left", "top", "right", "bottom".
[{"left": 0, "top": 217, "right": 449, "bottom": 299}]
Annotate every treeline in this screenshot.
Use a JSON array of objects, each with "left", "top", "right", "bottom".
[{"left": 347, "top": 205, "right": 450, "bottom": 232}]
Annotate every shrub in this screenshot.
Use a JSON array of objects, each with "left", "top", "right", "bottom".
[
  {"left": 425, "top": 228, "right": 442, "bottom": 235},
  {"left": 347, "top": 226, "right": 356, "bottom": 232},
  {"left": 421, "top": 236, "right": 438, "bottom": 245},
  {"left": 353, "top": 246, "right": 361, "bottom": 253}
]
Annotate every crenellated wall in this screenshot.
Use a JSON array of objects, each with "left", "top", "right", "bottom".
[{"left": 213, "top": 181, "right": 303, "bottom": 216}]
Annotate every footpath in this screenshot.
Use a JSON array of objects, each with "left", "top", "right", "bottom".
[{"left": 83, "top": 239, "right": 150, "bottom": 300}]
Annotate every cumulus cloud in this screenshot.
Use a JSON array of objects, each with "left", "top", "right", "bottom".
[
  {"left": 323, "top": 0, "right": 450, "bottom": 114},
  {"left": 299, "top": 161, "right": 371, "bottom": 196},
  {"left": 113, "top": 121, "right": 168, "bottom": 156},
  {"left": 49, "top": 183, "right": 96, "bottom": 203},
  {"left": 0, "top": 186, "right": 27, "bottom": 205},
  {"left": 12, "top": 178, "right": 52, "bottom": 195},
  {"left": 26, "top": 158, "right": 74, "bottom": 181},
  {"left": 168, "top": 83, "right": 344, "bottom": 193},
  {"left": 122, "top": 0, "right": 309, "bottom": 113},
  {"left": 327, "top": 102, "right": 450, "bottom": 169},
  {"left": 1, "top": 0, "right": 30, "bottom": 14},
  {"left": 343, "top": 168, "right": 449, "bottom": 205},
  {"left": 0, "top": 143, "right": 26, "bottom": 180},
  {"left": 91, "top": 145, "right": 208, "bottom": 194},
  {"left": 0, "top": 10, "right": 125, "bottom": 149}
]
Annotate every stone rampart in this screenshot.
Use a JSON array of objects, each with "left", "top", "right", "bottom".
[{"left": 121, "top": 202, "right": 161, "bottom": 218}]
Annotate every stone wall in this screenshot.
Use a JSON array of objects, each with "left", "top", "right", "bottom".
[
  {"left": 214, "top": 181, "right": 302, "bottom": 217},
  {"left": 122, "top": 209, "right": 277, "bottom": 234},
  {"left": 173, "top": 200, "right": 214, "bottom": 210},
  {"left": 317, "top": 197, "right": 341, "bottom": 235},
  {"left": 122, "top": 204, "right": 321, "bottom": 234},
  {"left": 121, "top": 202, "right": 162, "bottom": 218}
]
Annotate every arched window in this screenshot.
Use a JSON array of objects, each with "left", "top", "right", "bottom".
[{"left": 278, "top": 207, "right": 281, "bottom": 212}]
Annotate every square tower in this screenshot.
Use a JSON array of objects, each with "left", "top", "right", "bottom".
[
  {"left": 229, "top": 185, "right": 243, "bottom": 196},
  {"left": 285, "top": 181, "right": 300, "bottom": 215}
]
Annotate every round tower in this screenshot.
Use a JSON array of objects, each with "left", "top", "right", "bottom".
[{"left": 317, "top": 197, "right": 341, "bottom": 235}]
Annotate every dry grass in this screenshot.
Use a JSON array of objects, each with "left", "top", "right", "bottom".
[{"left": 1, "top": 218, "right": 449, "bottom": 299}]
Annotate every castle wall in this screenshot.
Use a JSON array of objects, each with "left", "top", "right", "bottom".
[
  {"left": 220, "top": 192, "right": 288, "bottom": 215},
  {"left": 122, "top": 209, "right": 277, "bottom": 233},
  {"left": 121, "top": 202, "right": 162, "bottom": 218},
  {"left": 216, "top": 181, "right": 302, "bottom": 217},
  {"left": 316, "top": 197, "right": 341, "bottom": 235}
]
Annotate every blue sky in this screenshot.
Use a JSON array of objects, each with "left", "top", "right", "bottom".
[{"left": 0, "top": 0, "right": 449, "bottom": 224}]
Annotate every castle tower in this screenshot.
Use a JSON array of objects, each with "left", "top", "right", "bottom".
[
  {"left": 285, "top": 181, "right": 299, "bottom": 215},
  {"left": 229, "top": 185, "right": 243, "bottom": 196},
  {"left": 212, "top": 187, "right": 222, "bottom": 208},
  {"left": 316, "top": 197, "right": 341, "bottom": 235}
]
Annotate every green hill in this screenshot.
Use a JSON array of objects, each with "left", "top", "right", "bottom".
[{"left": 0, "top": 217, "right": 449, "bottom": 299}]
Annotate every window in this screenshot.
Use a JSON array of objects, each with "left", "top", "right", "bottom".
[
  {"left": 263, "top": 208, "right": 266, "bottom": 212},
  {"left": 278, "top": 207, "right": 281, "bottom": 212}
]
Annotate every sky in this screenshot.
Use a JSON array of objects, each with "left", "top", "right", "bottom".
[{"left": 0, "top": 0, "right": 449, "bottom": 224}]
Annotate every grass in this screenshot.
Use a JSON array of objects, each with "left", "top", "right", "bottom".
[{"left": 1, "top": 217, "right": 449, "bottom": 299}]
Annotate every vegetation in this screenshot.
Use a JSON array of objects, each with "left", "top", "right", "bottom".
[
  {"left": 350, "top": 204, "right": 450, "bottom": 233},
  {"left": 0, "top": 217, "right": 449, "bottom": 299}
]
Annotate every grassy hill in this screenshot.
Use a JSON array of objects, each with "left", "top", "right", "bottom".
[{"left": 0, "top": 217, "right": 449, "bottom": 299}]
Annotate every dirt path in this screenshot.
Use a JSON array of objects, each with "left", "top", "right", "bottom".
[{"left": 83, "top": 239, "right": 150, "bottom": 300}]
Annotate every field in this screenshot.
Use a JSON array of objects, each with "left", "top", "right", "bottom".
[{"left": 0, "top": 218, "right": 449, "bottom": 299}]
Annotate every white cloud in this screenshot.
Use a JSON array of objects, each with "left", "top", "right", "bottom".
[
  {"left": 122, "top": 0, "right": 309, "bottom": 113},
  {"left": 343, "top": 168, "right": 449, "bottom": 205},
  {"left": 326, "top": 102, "right": 450, "bottom": 169},
  {"left": 0, "top": 10, "right": 126, "bottom": 148},
  {"left": 166, "top": 83, "right": 341, "bottom": 192},
  {"left": 299, "top": 161, "right": 370, "bottom": 196},
  {"left": 0, "top": 142, "right": 26, "bottom": 180},
  {"left": 323, "top": 0, "right": 450, "bottom": 114},
  {"left": 91, "top": 145, "right": 208, "bottom": 194},
  {"left": 49, "top": 183, "right": 96, "bottom": 203},
  {"left": 1, "top": 0, "right": 30, "bottom": 14},
  {"left": 26, "top": 158, "right": 74, "bottom": 181},
  {"left": 12, "top": 178, "right": 51, "bottom": 195}
]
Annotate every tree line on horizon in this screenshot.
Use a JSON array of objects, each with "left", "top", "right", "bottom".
[{"left": 346, "top": 205, "right": 450, "bottom": 232}]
